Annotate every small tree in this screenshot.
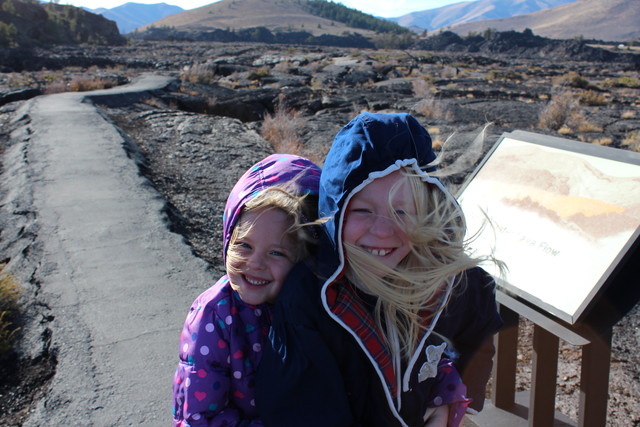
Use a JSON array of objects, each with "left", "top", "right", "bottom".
[{"left": 0, "top": 22, "right": 17, "bottom": 47}]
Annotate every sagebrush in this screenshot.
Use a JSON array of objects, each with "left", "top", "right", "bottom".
[{"left": 0, "top": 264, "right": 21, "bottom": 357}]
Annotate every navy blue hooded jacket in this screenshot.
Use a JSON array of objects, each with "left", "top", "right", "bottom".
[{"left": 256, "top": 113, "right": 503, "bottom": 426}]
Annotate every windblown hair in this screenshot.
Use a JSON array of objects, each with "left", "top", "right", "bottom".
[
  {"left": 344, "top": 166, "right": 484, "bottom": 360},
  {"left": 226, "top": 186, "right": 319, "bottom": 273}
]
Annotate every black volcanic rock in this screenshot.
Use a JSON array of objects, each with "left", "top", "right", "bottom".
[{"left": 413, "top": 29, "right": 640, "bottom": 65}]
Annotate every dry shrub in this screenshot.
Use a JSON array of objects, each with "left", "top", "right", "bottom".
[
  {"left": 414, "top": 98, "right": 451, "bottom": 120},
  {"left": 622, "top": 130, "right": 640, "bottom": 152},
  {"left": 6, "top": 72, "right": 36, "bottom": 88},
  {"left": 579, "top": 90, "right": 607, "bottom": 106},
  {"left": 69, "top": 77, "right": 118, "bottom": 92},
  {"left": 558, "top": 125, "right": 572, "bottom": 135},
  {"left": 261, "top": 102, "right": 304, "bottom": 155},
  {"left": 427, "top": 126, "right": 441, "bottom": 136},
  {"left": 554, "top": 108, "right": 603, "bottom": 135},
  {"left": 412, "top": 78, "right": 432, "bottom": 98},
  {"left": 0, "top": 264, "right": 21, "bottom": 357},
  {"left": 576, "top": 120, "right": 603, "bottom": 133},
  {"left": 431, "top": 138, "right": 445, "bottom": 150},
  {"left": 538, "top": 89, "right": 579, "bottom": 131},
  {"left": 486, "top": 69, "right": 523, "bottom": 81},
  {"left": 602, "top": 76, "right": 640, "bottom": 88},
  {"left": 592, "top": 137, "right": 613, "bottom": 146},
  {"left": 413, "top": 80, "right": 452, "bottom": 121},
  {"left": 557, "top": 71, "right": 589, "bottom": 89},
  {"left": 44, "top": 80, "right": 68, "bottom": 94},
  {"left": 621, "top": 110, "right": 636, "bottom": 119},
  {"left": 247, "top": 66, "right": 271, "bottom": 81},
  {"left": 181, "top": 62, "right": 216, "bottom": 85},
  {"left": 303, "top": 143, "right": 330, "bottom": 168}
]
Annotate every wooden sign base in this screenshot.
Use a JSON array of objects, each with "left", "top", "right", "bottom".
[{"left": 464, "top": 293, "right": 613, "bottom": 427}]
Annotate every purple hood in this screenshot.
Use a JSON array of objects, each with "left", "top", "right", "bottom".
[{"left": 222, "top": 154, "right": 321, "bottom": 263}]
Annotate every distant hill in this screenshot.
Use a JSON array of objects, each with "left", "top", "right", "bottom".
[
  {"left": 138, "top": 0, "right": 405, "bottom": 37},
  {"left": 90, "top": 2, "right": 184, "bottom": 34},
  {"left": 392, "top": 0, "right": 577, "bottom": 33},
  {"left": 134, "top": 0, "right": 411, "bottom": 48},
  {"left": 446, "top": 0, "right": 639, "bottom": 42},
  {"left": 0, "top": 0, "right": 125, "bottom": 47}
]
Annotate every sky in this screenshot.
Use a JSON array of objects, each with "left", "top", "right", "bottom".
[{"left": 59, "top": 0, "right": 463, "bottom": 18}]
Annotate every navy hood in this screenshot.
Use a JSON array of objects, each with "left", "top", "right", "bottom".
[{"left": 320, "top": 112, "right": 448, "bottom": 252}]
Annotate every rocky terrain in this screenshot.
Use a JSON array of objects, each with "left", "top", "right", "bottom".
[{"left": 1, "top": 37, "right": 639, "bottom": 425}]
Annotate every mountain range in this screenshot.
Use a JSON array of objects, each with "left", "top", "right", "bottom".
[
  {"left": 390, "top": 0, "right": 578, "bottom": 32},
  {"left": 89, "top": 2, "right": 184, "bottom": 33},
  {"left": 447, "top": 0, "right": 638, "bottom": 42},
  {"left": 90, "top": 0, "right": 637, "bottom": 42}
]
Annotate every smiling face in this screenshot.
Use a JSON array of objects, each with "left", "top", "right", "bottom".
[
  {"left": 226, "top": 207, "right": 298, "bottom": 306},
  {"left": 343, "top": 170, "right": 415, "bottom": 273}
]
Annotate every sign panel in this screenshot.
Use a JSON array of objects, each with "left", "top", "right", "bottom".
[{"left": 458, "top": 131, "right": 640, "bottom": 323}]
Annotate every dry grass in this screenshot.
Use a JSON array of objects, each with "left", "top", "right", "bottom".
[
  {"left": 0, "top": 264, "right": 21, "bottom": 357},
  {"left": 556, "top": 71, "right": 590, "bottom": 89},
  {"left": 43, "top": 80, "right": 69, "bottom": 94},
  {"left": 0, "top": 66, "right": 132, "bottom": 94},
  {"left": 622, "top": 130, "right": 640, "bottom": 152},
  {"left": 591, "top": 137, "right": 613, "bottom": 146},
  {"left": 68, "top": 77, "right": 119, "bottom": 92},
  {"left": 576, "top": 120, "right": 603, "bottom": 133},
  {"left": 538, "top": 89, "right": 579, "bottom": 131},
  {"left": 602, "top": 76, "right": 640, "bottom": 89},
  {"left": 486, "top": 69, "right": 523, "bottom": 82},
  {"left": 259, "top": 98, "right": 330, "bottom": 166},
  {"left": 260, "top": 100, "right": 304, "bottom": 155},
  {"left": 181, "top": 62, "right": 217, "bottom": 85},
  {"left": 5, "top": 72, "right": 36, "bottom": 88},
  {"left": 412, "top": 79, "right": 452, "bottom": 121},
  {"left": 247, "top": 66, "right": 271, "bottom": 81},
  {"left": 578, "top": 90, "right": 608, "bottom": 106}
]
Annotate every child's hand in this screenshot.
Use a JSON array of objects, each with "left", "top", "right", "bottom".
[{"left": 423, "top": 405, "right": 449, "bottom": 427}]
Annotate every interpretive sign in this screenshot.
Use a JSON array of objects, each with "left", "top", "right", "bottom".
[{"left": 458, "top": 130, "right": 640, "bottom": 324}]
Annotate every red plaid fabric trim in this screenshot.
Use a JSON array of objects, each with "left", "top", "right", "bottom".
[{"left": 326, "top": 279, "right": 397, "bottom": 396}]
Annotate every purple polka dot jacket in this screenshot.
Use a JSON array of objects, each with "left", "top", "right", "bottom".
[{"left": 172, "top": 154, "right": 321, "bottom": 426}]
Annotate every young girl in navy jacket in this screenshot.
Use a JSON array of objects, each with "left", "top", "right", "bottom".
[{"left": 256, "top": 113, "right": 503, "bottom": 427}]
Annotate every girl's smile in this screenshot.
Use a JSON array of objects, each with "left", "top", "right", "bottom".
[{"left": 343, "top": 170, "right": 415, "bottom": 271}]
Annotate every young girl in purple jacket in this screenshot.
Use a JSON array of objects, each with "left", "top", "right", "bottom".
[{"left": 172, "top": 154, "right": 320, "bottom": 426}]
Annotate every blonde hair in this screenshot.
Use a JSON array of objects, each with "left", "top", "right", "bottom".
[
  {"left": 226, "top": 186, "right": 318, "bottom": 273},
  {"left": 344, "top": 167, "right": 481, "bottom": 360}
]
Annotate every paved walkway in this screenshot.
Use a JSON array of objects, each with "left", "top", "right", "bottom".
[{"left": 5, "top": 75, "right": 213, "bottom": 426}]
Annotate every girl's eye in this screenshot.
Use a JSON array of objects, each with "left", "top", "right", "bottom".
[
  {"left": 236, "top": 242, "right": 252, "bottom": 250},
  {"left": 270, "top": 250, "right": 286, "bottom": 257},
  {"left": 351, "top": 208, "right": 372, "bottom": 214},
  {"left": 394, "top": 209, "right": 406, "bottom": 216}
]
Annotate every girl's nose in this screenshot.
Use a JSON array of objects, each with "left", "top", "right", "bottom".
[
  {"left": 247, "top": 252, "right": 265, "bottom": 269},
  {"left": 370, "top": 215, "right": 395, "bottom": 237}
]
